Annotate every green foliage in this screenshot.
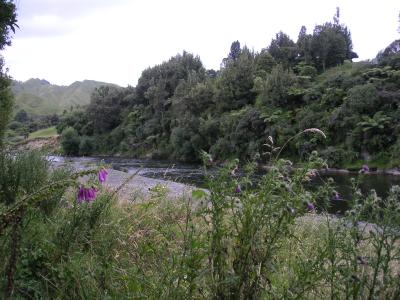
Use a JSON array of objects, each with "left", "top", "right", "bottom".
[
  {"left": 259, "top": 64, "right": 298, "bottom": 107},
  {"left": 88, "top": 86, "right": 129, "bottom": 134},
  {"left": 13, "top": 109, "right": 28, "bottom": 123},
  {"left": 216, "top": 46, "right": 256, "bottom": 111},
  {"left": 254, "top": 50, "right": 276, "bottom": 77},
  {"left": 0, "top": 0, "right": 17, "bottom": 50},
  {"left": 0, "top": 59, "right": 13, "bottom": 146},
  {"left": 0, "top": 151, "right": 48, "bottom": 205},
  {"left": 54, "top": 13, "right": 400, "bottom": 168},
  {"left": 345, "top": 83, "right": 378, "bottom": 114},
  {"left": 28, "top": 126, "right": 57, "bottom": 139},
  {"left": 1, "top": 150, "right": 399, "bottom": 298},
  {"left": 60, "top": 127, "right": 80, "bottom": 156},
  {"left": 268, "top": 31, "right": 298, "bottom": 68},
  {"left": 78, "top": 135, "right": 94, "bottom": 156}
]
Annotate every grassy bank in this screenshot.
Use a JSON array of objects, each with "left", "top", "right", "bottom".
[
  {"left": 1, "top": 151, "right": 399, "bottom": 298},
  {"left": 28, "top": 126, "right": 58, "bottom": 139}
]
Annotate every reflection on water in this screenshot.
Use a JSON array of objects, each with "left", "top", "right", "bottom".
[
  {"left": 317, "top": 173, "right": 400, "bottom": 214},
  {"left": 48, "top": 156, "right": 400, "bottom": 212}
]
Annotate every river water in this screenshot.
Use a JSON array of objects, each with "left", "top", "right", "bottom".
[{"left": 49, "top": 156, "right": 400, "bottom": 212}]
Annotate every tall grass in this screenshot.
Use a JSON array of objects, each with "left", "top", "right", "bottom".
[{"left": 0, "top": 148, "right": 399, "bottom": 298}]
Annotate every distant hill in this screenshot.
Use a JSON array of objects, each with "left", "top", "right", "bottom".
[{"left": 11, "top": 78, "right": 116, "bottom": 115}]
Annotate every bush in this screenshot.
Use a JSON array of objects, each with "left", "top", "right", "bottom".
[
  {"left": 259, "top": 64, "right": 298, "bottom": 107},
  {"left": 79, "top": 136, "right": 94, "bottom": 156},
  {"left": 345, "top": 83, "right": 379, "bottom": 114},
  {"left": 320, "top": 146, "right": 357, "bottom": 167},
  {"left": 0, "top": 150, "right": 49, "bottom": 205},
  {"left": 61, "top": 127, "right": 80, "bottom": 156}
]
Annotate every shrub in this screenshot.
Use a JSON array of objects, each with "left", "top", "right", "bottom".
[
  {"left": 345, "top": 83, "right": 379, "bottom": 114},
  {"left": 79, "top": 135, "right": 94, "bottom": 156},
  {"left": 60, "top": 127, "right": 80, "bottom": 156},
  {"left": 259, "top": 64, "right": 298, "bottom": 107}
]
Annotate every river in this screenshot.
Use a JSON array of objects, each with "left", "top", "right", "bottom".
[{"left": 49, "top": 155, "right": 400, "bottom": 212}]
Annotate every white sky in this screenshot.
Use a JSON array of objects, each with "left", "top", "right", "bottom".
[{"left": 2, "top": 0, "right": 399, "bottom": 87}]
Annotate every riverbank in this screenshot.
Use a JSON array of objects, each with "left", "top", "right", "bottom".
[
  {"left": 102, "top": 168, "right": 200, "bottom": 202},
  {"left": 13, "top": 136, "right": 60, "bottom": 152},
  {"left": 14, "top": 135, "right": 400, "bottom": 177}
]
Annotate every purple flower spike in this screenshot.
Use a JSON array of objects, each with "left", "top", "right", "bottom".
[
  {"left": 235, "top": 185, "right": 242, "bottom": 193},
  {"left": 77, "top": 187, "right": 98, "bottom": 203},
  {"left": 77, "top": 186, "right": 85, "bottom": 203},
  {"left": 307, "top": 202, "right": 315, "bottom": 211},
  {"left": 87, "top": 188, "right": 94, "bottom": 201},
  {"left": 98, "top": 168, "right": 108, "bottom": 183},
  {"left": 84, "top": 188, "right": 89, "bottom": 202}
]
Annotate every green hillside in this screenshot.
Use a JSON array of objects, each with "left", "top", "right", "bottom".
[{"left": 11, "top": 79, "right": 116, "bottom": 115}]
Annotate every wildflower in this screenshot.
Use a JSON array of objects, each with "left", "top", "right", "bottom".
[
  {"left": 77, "top": 186, "right": 97, "bottom": 202},
  {"left": 307, "top": 202, "right": 315, "bottom": 212},
  {"left": 87, "top": 187, "right": 97, "bottom": 201},
  {"left": 235, "top": 185, "right": 242, "bottom": 193},
  {"left": 359, "top": 164, "right": 369, "bottom": 173},
  {"left": 98, "top": 168, "right": 108, "bottom": 183},
  {"left": 77, "top": 186, "right": 85, "bottom": 203}
]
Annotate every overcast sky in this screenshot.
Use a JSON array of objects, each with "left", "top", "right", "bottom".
[{"left": 2, "top": 0, "right": 399, "bottom": 86}]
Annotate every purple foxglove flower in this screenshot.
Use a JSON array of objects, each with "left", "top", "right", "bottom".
[
  {"left": 87, "top": 188, "right": 94, "bottom": 201},
  {"left": 77, "top": 186, "right": 85, "bottom": 202},
  {"left": 84, "top": 188, "right": 89, "bottom": 202},
  {"left": 307, "top": 202, "right": 315, "bottom": 211},
  {"left": 98, "top": 168, "right": 108, "bottom": 183},
  {"left": 235, "top": 185, "right": 242, "bottom": 193},
  {"left": 77, "top": 187, "right": 98, "bottom": 203}
]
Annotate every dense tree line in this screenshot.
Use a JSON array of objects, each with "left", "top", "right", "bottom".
[{"left": 58, "top": 11, "right": 400, "bottom": 168}]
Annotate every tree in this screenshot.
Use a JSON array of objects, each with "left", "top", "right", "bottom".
[
  {"left": 216, "top": 47, "right": 256, "bottom": 111},
  {"left": 297, "top": 26, "right": 312, "bottom": 65},
  {"left": 255, "top": 50, "right": 276, "bottom": 77},
  {"left": 88, "top": 86, "right": 129, "bottom": 134},
  {"left": 221, "top": 41, "right": 242, "bottom": 68},
  {"left": 14, "top": 109, "right": 28, "bottom": 123},
  {"left": 228, "top": 40, "right": 241, "bottom": 61},
  {"left": 310, "top": 9, "right": 357, "bottom": 71},
  {"left": 0, "top": 0, "right": 17, "bottom": 146},
  {"left": 0, "top": 0, "right": 17, "bottom": 50},
  {"left": 311, "top": 23, "right": 346, "bottom": 71},
  {"left": 267, "top": 32, "right": 298, "bottom": 68},
  {"left": 60, "top": 127, "right": 80, "bottom": 156}
]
